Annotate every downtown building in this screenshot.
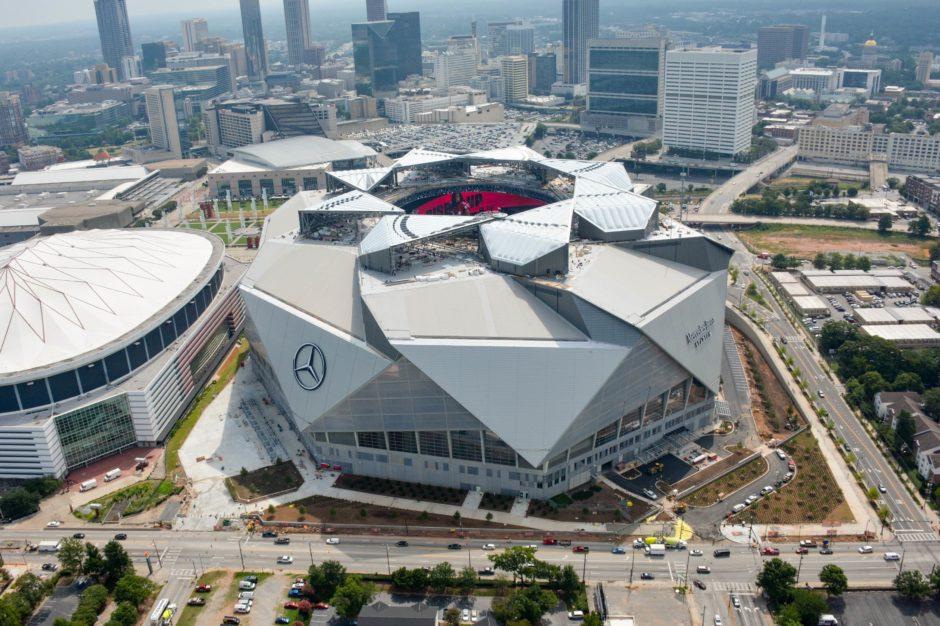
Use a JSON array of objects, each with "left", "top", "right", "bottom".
[
  {"left": 662, "top": 47, "right": 758, "bottom": 158},
  {"left": 352, "top": 13, "right": 422, "bottom": 97},
  {"left": 0, "top": 230, "right": 245, "bottom": 478},
  {"left": 581, "top": 37, "right": 667, "bottom": 137},
  {"left": 563, "top": 0, "right": 599, "bottom": 84},
  {"left": 240, "top": 147, "right": 730, "bottom": 499},
  {"left": 797, "top": 125, "right": 940, "bottom": 172},
  {"left": 757, "top": 24, "right": 810, "bottom": 69},
  {"left": 93, "top": 0, "right": 135, "bottom": 79}
]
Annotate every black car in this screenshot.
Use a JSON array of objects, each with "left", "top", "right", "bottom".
[
  {"left": 640, "top": 573, "right": 654, "bottom": 580},
  {"left": 72, "top": 533, "right": 85, "bottom": 539},
  {"left": 261, "top": 531, "right": 278, "bottom": 538},
  {"left": 396, "top": 540, "right": 409, "bottom": 547},
  {"left": 274, "top": 537, "right": 290, "bottom": 545},
  {"left": 478, "top": 567, "right": 495, "bottom": 576},
  {"left": 693, "top": 579, "right": 707, "bottom": 590},
  {"left": 41, "top": 563, "right": 57, "bottom": 572},
  {"left": 114, "top": 533, "right": 127, "bottom": 540},
  {"left": 447, "top": 543, "right": 463, "bottom": 550}
]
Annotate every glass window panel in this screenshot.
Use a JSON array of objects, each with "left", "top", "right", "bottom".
[
  {"left": 54, "top": 395, "right": 136, "bottom": 468},
  {"left": 388, "top": 431, "right": 418, "bottom": 454},
  {"left": 356, "top": 431, "right": 387, "bottom": 450},
  {"left": 173, "top": 309, "right": 189, "bottom": 336},
  {"left": 77, "top": 361, "right": 107, "bottom": 393},
  {"left": 589, "top": 96, "right": 658, "bottom": 115},
  {"left": 594, "top": 420, "right": 619, "bottom": 448},
  {"left": 313, "top": 432, "right": 327, "bottom": 442},
  {"left": 419, "top": 431, "right": 450, "bottom": 458},
  {"left": 620, "top": 406, "right": 642, "bottom": 436},
  {"left": 589, "top": 74, "right": 659, "bottom": 95},
  {"left": 160, "top": 318, "right": 178, "bottom": 346},
  {"left": 569, "top": 435, "right": 594, "bottom": 459},
  {"left": 689, "top": 379, "right": 709, "bottom": 404},
  {"left": 328, "top": 432, "right": 356, "bottom": 446},
  {"left": 144, "top": 328, "right": 163, "bottom": 358},
  {"left": 589, "top": 48, "right": 660, "bottom": 71},
  {"left": 104, "top": 350, "right": 130, "bottom": 383},
  {"left": 49, "top": 370, "right": 81, "bottom": 402},
  {"left": 665, "top": 382, "right": 688, "bottom": 416},
  {"left": 0, "top": 386, "right": 18, "bottom": 413},
  {"left": 450, "top": 430, "right": 482, "bottom": 462},
  {"left": 644, "top": 394, "right": 665, "bottom": 424},
  {"left": 483, "top": 431, "right": 516, "bottom": 466},
  {"left": 17, "top": 380, "right": 50, "bottom": 409},
  {"left": 127, "top": 340, "right": 148, "bottom": 371},
  {"left": 185, "top": 301, "right": 199, "bottom": 327}
]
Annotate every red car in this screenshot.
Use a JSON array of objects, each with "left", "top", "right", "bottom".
[
  {"left": 761, "top": 547, "right": 780, "bottom": 556},
  {"left": 795, "top": 547, "right": 809, "bottom": 555},
  {"left": 542, "top": 538, "right": 558, "bottom": 545},
  {"left": 313, "top": 603, "right": 330, "bottom": 610},
  {"left": 284, "top": 602, "right": 299, "bottom": 610},
  {"left": 573, "top": 545, "right": 590, "bottom": 553},
  {"left": 195, "top": 584, "right": 212, "bottom": 592}
]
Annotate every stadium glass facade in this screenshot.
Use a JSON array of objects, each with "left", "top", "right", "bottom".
[{"left": 55, "top": 395, "right": 136, "bottom": 469}]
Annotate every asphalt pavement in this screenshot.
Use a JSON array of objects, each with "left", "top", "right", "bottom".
[{"left": 698, "top": 146, "right": 798, "bottom": 215}]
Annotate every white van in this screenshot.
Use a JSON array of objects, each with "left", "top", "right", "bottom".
[
  {"left": 104, "top": 468, "right": 122, "bottom": 482},
  {"left": 567, "top": 610, "right": 584, "bottom": 620},
  {"left": 79, "top": 479, "right": 98, "bottom": 492},
  {"left": 884, "top": 552, "right": 901, "bottom": 561}
]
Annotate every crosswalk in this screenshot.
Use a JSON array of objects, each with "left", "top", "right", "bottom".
[
  {"left": 709, "top": 581, "right": 755, "bottom": 592},
  {"left": 168, "top": 568, "right": 196, "bottom": 578},
  {"left": 781, "top": 335, "right": 804, "bottom": 346},
  {"left": 895, "top": 531, "right": 939, "bottom": 543}
]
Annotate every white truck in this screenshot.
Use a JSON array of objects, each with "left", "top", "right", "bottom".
[
  {"left": 104, "top": 468, "right": 122, "bottom": 482},
  {"left": 149, "top": 599, "right": 169, "bottom": 626},
  {"left": 79, "top": 479, "right": 98, "bottom": 492},
  {"left": 645, "top": 543, "right": 666, "bottom": 557},
  {"left": 37, "top": 540, "right": 60, "bottom": 553}
]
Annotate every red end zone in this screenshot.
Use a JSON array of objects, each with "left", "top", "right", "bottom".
[{"left": 414, "top": 191, "right": 547, "bottom": 216}]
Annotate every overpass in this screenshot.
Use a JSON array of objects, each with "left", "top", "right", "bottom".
[{"left": 698, "top": 145, "right": 800, "bottom": 215}]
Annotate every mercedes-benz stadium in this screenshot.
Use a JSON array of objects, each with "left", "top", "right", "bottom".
[
  {"left": 242, "top": 146, "right": 732, "bottom": 498},
  {"left": 0, "top": 230, "right": 245, "bottom": 478}
]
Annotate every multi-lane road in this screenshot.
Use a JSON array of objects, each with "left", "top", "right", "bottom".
[
  {"left": 698, "top": 146, "right": 799, "bottom": 215},
  {"left": 724, "top": 234, "right": 937, "bottom": 541}
]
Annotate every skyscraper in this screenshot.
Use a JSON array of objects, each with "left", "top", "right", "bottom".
[
  {"left": 94, "top": 0, "right": 134, "bottom": 80},
  {"left": 562, "top": 0, "right": 598, "bottom": 84},
  {"left": 505, "top": 24, "right": 535, "bottom": 56},
  {"left": 181, "top": 18, "right": 209, "bottom": 52},
  {"left": 0, "top": 92, "right": 28, "bottom": 147},
  {"left": 662, "top": 47, "right": 757, "bottom": 157},
  {"left": 239, "top": 0, "right": 268, "bottom": 80},
  {"left": 352, "top": 13, "right": 422, "bottom": 97},
  {"left": 528, "top": 53, "right": 557, "bottom": 95},
  {"left": 284, "top": 0, "right": 312, "bottom": 67},
  {"left": 387, "top": 13, "right": 422, "bottom": 79},
  {"left": 141, "top": 43, "right": 168, "bottom": 73},
  {"left": 145, "top": 85, "right": 182, "bottom": 158},
  {"left": 501, "top": 55, "right": 529, "bottom": 103},
  {"left": 582, "top": 37, "right": 666, "bottom": 137},
  {"left": 757, "top": 24, "right": 810, "bottom": 69},
  {"left": 366, "top": 0, "right": 388, "bottom": 21},
  {"left": 916, "top": 51, "right": 934, "bottom": 85}
]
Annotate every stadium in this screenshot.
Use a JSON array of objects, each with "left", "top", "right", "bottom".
[
  {"left": 0, "top": 229, "right": 245, "bottom": 478},
  {"left": 241, "top": 146, "right": 732, "bottom": 498}
]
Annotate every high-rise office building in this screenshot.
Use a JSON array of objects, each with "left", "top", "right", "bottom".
[
  {"left": 141, "top": 43, "right": 169, "bottom": 73},
  {"left": 662, "top": 47, "right": 758, "bottom": 157},
  {"left": 120, "top": 55, "right": 141, "bottom": 80},
  {"left": 581, "top": 37, "right": 666, "bottom": 137},
  {"left": 387, "top": 13, "right": 422, "bottom": 79},
  {"left": 563, "top": 0, "right": 599, "bottom": 84},
  {"left": 506, "top": 24, "right": 535, "bottom": 56},
  {"left": 757, "top": 24, "right": 809, "bottom": 69},
  {"left": 501, "top": 55, "right": 529, "bottom": 103},
  {"left": 181, "top": 19, "right": 209, "bottom": 52},
  {"left": 284, "top": 0, "right": 313, "bottom": 67},
  {"left": 916, "top": 51, "right": 934, "bottom": 85},
  {"left": 239, "top": 0, "right": 268, "bottom": 80},
  {"left": 0, "top": 93, "right": 28, "bottom": 147},
  {"left": 145, "top": 85, "right": 182, "bottom": 158},
  {"left": 366, "top": 0, "right": 387, "bottom": 21},
  {"left": 435, "top": 48, "right": 478, "bottom": 88},
  {"left": 528, "top": 53, "right": 557, "bottom": 95},
  {"left": 94, "top": 0, "right": 134, "bottom": 79}
]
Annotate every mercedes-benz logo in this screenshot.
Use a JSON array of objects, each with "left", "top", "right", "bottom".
[{"left": 293, "top": 343, "right": 326, "bottom": 391}]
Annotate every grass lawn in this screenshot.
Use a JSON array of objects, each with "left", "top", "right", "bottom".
[
  {"left": 165, "top": 338, "right": 249, "bottom": 478},
  {"left": 738, "top": 223, "right": 935, "bottom": 263},
  {"left": 74, "top": 479, "right": 181, "bottom": 521},
  {"left": 681, "top": 455, "right": 769, "bottom": 507},
  {"left": 225, "top": 572, "right": 273, "bottom": 602},
  {"left": 175, "top": 571, "right": 227, "bottom": 626},
  {"left": 731, "top": 431, "right": 853, "bottom": 525},
  {"left": 225, "top": 461, "right": 304, "bottom": 502}
]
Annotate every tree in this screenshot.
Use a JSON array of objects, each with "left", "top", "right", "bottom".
[
  {"left": 491, "top": 585, "right": 558, "bottom": 625},
  {"left": 819, "top": 321, "right": 858, "bottom": 353},
  {"left": 429, "top": 562, "right": 455, "bottom": 593},
  {"left": 103, "top": 541, "right": 132, "bottom": 585},
  {"left": 110, "top": 602, "right": 139, "bottom": 626},
  {"left": 908, "top": 214, "right": 932, "bottom": 237},
  {"left": 57, "top": 537, "right": 85, "bottom": 573},
  {"left": 113, "top": 574, "right": 155, "bottom": 607},
  {"left": 878, "top": 214, "right": 893, "bottom": 233},
  {"left": 896, "top": 410, "right": 917, "bottom": 452},
  {"left": 929, "top": 242, "right": 940, "bottom": 262},
  {"left": 308, "top": 560, "right": 347, "bottom": 602},
  {"left": 929, "top": 568, "right": 940, "bottom": 595},
  {"left": 924, "top": 388, "right": 940, "bottom": 420},
  {"left": 656, "top": 182, "right": 667, "bottom": 194},
  {"left": 0, "top": 489, "right": 40, "bottom": 521},
  {"left": 330, "top": 576, "right": 375, "bottom": 619},
  {"left": 857, "top": 255, "right": 872, "bottom": 272},
  {"left": 12, "top": 573, "right": 46, "bottom": 609},
  {"left": 827, "top": 252, "right": 844, "bottom": 271},
  {"left": 549, "top": 564, "right": 582, "bottom": 602},
  {"left": 771, "top": 253, "right": 794, "bottom": 270},
  {"left": 894, "top": 570, "right": 931, "bottom": 601},
  {"left": 457, "top": 566, "right": 477, "bottom": 595},
  {"left": 819, "top": 564, "right": 848, "bottom": 596},
  {"left": 444, "top": 608, "right": 461, "bottom": 626},
  {"left": 893, "top": 372, "right": 924, "bottom": 393},
  {"left": 755, "top": 558, "right": 797, "bottom": 608},
  {"left": 923, "top": 285, "right": 940, "bottom": 308},
  {"left": 812, "top": 253, "right": 827, "bottom": 269},
  {"left": 488, "top": 546, "right": 538, "bottom": 584},
  {"left": 786, "top": 588, "right": 828, "bottom": 625},
  {"left": 82, "top": 543, "right": 105, "bottom": 577}
]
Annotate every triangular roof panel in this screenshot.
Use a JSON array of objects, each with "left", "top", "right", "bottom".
[{"left": 326, "top": 167, "right": 394, "bottom": 192}]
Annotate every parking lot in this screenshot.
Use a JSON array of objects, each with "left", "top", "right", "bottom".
[
  {"left": 347, "top": 122, "right": 527, "bottom": 154},
  {"left": 832, "top": 590, "right": 940, "bottom": 625},
  {"left": 28, "top": 582, "right": 81, "bottom": 626},
  {"left": 535, "top": 128, "right": 624, "bottom": 160}
]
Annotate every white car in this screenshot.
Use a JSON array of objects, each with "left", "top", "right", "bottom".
[
  {"left": 690, "top": 549, "right": 703, "bottom": 556},
  {"left": 326, "top": 537, "right": 340, "bottom": 545},
  {"left": 714, "top": 616, "right": 722, "bottom": 626},
  {"left": 277, "top": 555, "right": 293, "bottom": 564},
  {"left": 45, "top": 520, "right": 61, "bottom": 528},
  {"left": 461, "top": 608, "right": 470, "bottom": 621},
  {"left": 858, "top": 545, "right": 873, "bottom": 554},
  {"left": 482, "top": 543, "right": 496, "bottom": 551}
]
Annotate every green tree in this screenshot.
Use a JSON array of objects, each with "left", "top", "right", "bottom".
[
  {"left": 110, "top": 602, "right": 139, "bottom": 626},
  {"left": 12, "top": 573, "right": 46, "bottom": 609},
  {"left": 491, "top": 585, "right": 558, "bottom": 625},
  {"left": 444, "top": 608, "right": 461, "bottom": 626},
  {"left": 812, "top": 253, "right": 827, "bottom": 269},
  {"left": 308, "top": 560, "right": 347, "bottom": 602},
  {"left": 929, "top": 242, "right": 940, "bottom": 261},
  {"left": 549, "top": 564, "right": 582, "bottom": 602},
  {"left": 103, "top": 541, "right": 132, "bottom": 585},
  {"left": 83, "top": 543, "right": 105, "bottom": 577},
  {"left": 922, "top": 285, "right": 940, "bottom": 307},
  {"left": 819, "top": 321, "right": 858, "bottom": 353},
  {"left": 896, "top": 410, "right": 917, "bottom": 451},
  {"left": 894, "top": 570, "right": 931, "bottom": 601},
  {"left": 923, "top": 388, "right": 940, "bottom": 420},
  {"left": 113, "top": 574, "right": 155, "bottom": 607},
  {"left": 819, "top": 564, "right": 848, "bottom": 596},
  {"left": 787, "top": 588, "right": 828, "bottom": 625},
  {"left": 755, "top": 558, "right": 797, "bottom": 608},
  {"left": 857, "top": 255, "right": 872, "bottom": 272},
  {"left": 488, "top": 546, "right": 538, "bottom": 584},
  {"left": 908, "top": 214, "right": 932, "bottom": 237},
  {"left": 893, "top": 372, "right": 924, "bottom": 393},
  {"left": 583, "top": 614, "right": 603, "bottom": 626},
  {"left": 655, "top": 182, "right": 667, "bottom": 194},
  {"left": 330, "top": 576, "right": 375, "bottom": 619},
  {"left": 57, "top": 537, "right": 85, "bottom": 573},
  {"left": 457, "top": 566, "right": 477, "bottom": 595},
  {"left": 827, "top": 252, "right": 844, "bottom": 271},
  {"left": 878, "top": 214, "right": 893, "bottom": 233},
  {"left": 429, "top": 562, "right": 455, "bottom": 593},
  {"left": 929, "top": 567, "right": 940, "bottom": 595}
]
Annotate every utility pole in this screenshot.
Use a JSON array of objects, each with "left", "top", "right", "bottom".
[
  {"left": 796, "top": 551, "right": 804, "bottom": 583},
  {"left": 308, "top": 541, "right": 313, "bottom": 564},
  {"left": 629, "top": 546, "right": 635, "bottom": 583},
  {"left": 152, "top": 540, "right": 163, "bottom": 567},
  {"left": 385, "top": 544, "right": 391, "bottom": 575},
  {"left": 238, "top": 537, "right": 246, "bottom": 571},
  {"left": 582, "top": 551, "right": 588, "bottom": 583}
]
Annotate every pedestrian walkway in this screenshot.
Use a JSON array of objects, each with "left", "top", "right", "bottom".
[
  {"left": 461, "top": 490, "right": 483, "bottom": 511},
  {"left": 894, "top": 531, "right": 939, "bottom": 543}
]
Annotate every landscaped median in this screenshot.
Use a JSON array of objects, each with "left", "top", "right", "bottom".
[
  {"left": 680, "top": 454, "right": 769, "bottom": 507},
  {"left": 73, "top": 479, "right": 181, "bottom": 522},
  {"left": 225, "top": 460, "right": 304, "bottom": 503}
]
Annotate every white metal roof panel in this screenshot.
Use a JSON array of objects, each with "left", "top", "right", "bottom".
[
  {"left": 479, "top": 201, "right": 573, "bottom": 266},
  {"left": 306, "top": 190, "right": 403, "bottom": 215},
  {"left": 465, "top": 145, "right": 545, "bottom": 162},
  {"left": 359, "top": 214, "right": 490, "bottom": 255},
  {"left": 394, "top": 148, "right": 458, "bottom": 169},
  {"left": 572, "top": 190, "right": 657, "bottom": 232},
  {"left": 326, "top": 167, "right": 394, "bottom": 192}
]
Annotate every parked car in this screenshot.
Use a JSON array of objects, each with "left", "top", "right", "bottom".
[
  {"left": 642, "top": 488, "right": 658, "bottom": 500},
  {"left": 274, "top": 537, "right": 290, "bottom": 545},
  {"left": 261, "top": 531, "right": 278, "bottom": 538},
  {"left": 41, "top": 563, "right": 57, "bottom": 572},
  {"left": 45, "top": 521, "right": 61, "bottom": 528},
  {"left": 283, "top": 602, "right": 299, "bottom": 610},
  {"left": 187, "top": 598, "right": 205, "bottom": 607},
  {"left": 287, "top": 589, "right": 302, "bottom": 598},
  {"left": 274, "top": 617, "right": 290, "bottom": 624},
  {"left": 714, "top": 616, "right": 722, "bottom": 626},
  {"left": 222, "top": 617, "right": 240, "bottom": 625},
  {"left": 478, "top": 567, "right": 495, "bottom": 576},
  {"left": 195, "top": 584, "right": 212, "bottom": 592},
  {"left": 696, "top": 566, "right": 711, "bottom": 574},
  {"left": 313, "top": 603, "right": 330, "bottom": 610}
]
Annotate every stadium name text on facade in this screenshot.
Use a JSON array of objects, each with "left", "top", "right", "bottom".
[{"left": 686, "top": 318, "right": 716, "bottom": 350}]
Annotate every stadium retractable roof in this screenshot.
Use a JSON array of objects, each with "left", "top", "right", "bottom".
[{"left": 326, "top": 167, "right": 395, "bottom": 192}]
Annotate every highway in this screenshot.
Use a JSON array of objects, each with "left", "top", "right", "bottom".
[
  {"left": 5, "top": 528, "right": 936, "bottom": 587},
  {"left": 698, "top": 146, "right": 799, "bottom": 215},
  {"left": 723, "top": 233, "right": 937, "bottom": 541}
]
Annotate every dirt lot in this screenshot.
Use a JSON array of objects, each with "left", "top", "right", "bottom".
[
  {"left": 733, "top": 328, "right": 801, "bottom": 441},
  {"left": 527, "top": 482, "right": 652, "bottom": 524},
  {"left": 731, "top": 431, "right": 853, "bottom": 525},
  {"left": 739, "top": 224, "right": 934, "bottom": 262},
  {"left": 190, "top": 571, "right": 232, "bottom": 626},
  {"left": 680, "top": 455, "right": 769, "bottom": 507}
]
